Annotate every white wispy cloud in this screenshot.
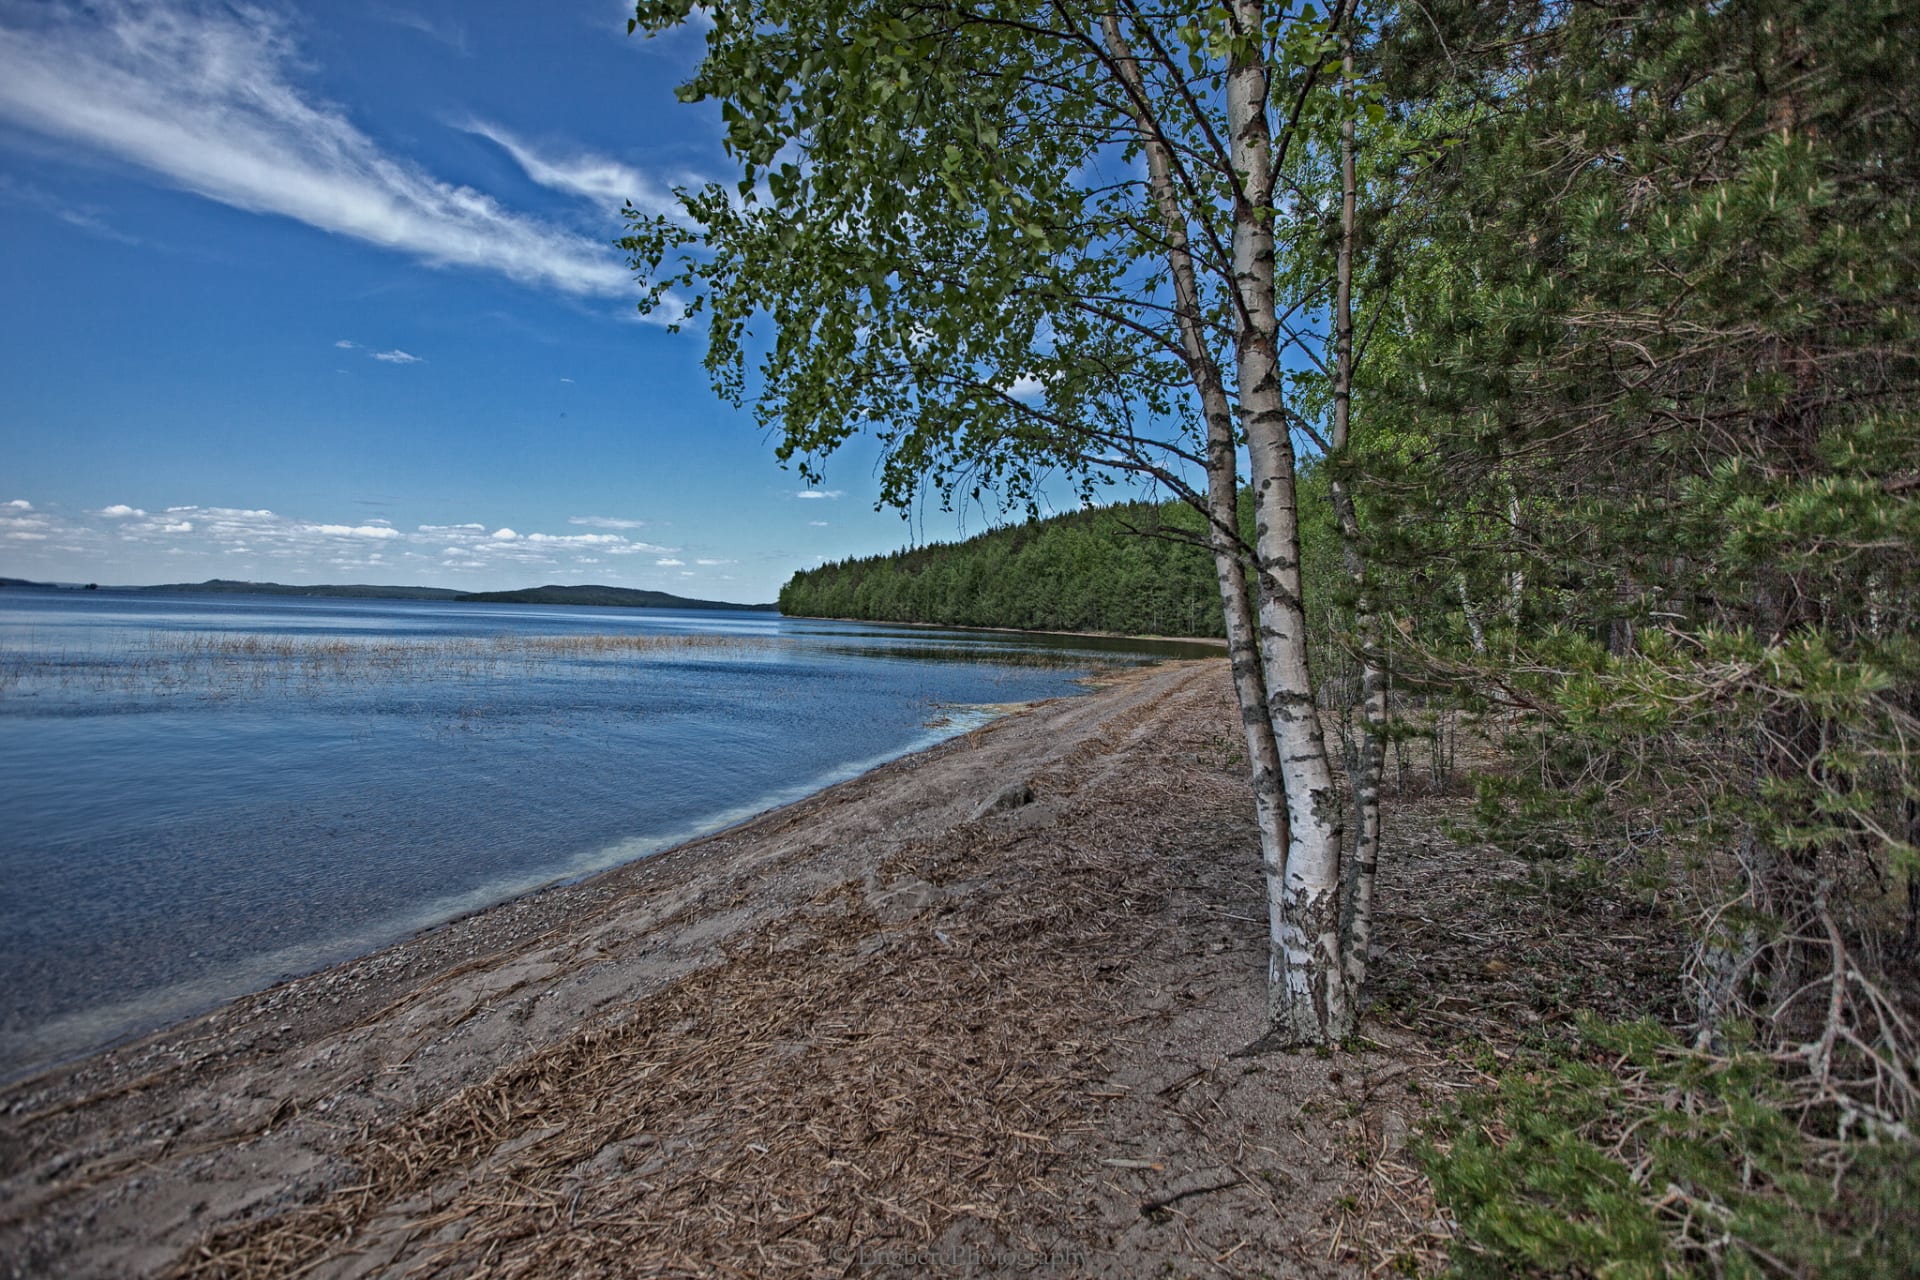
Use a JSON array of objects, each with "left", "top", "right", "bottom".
[
  {"left": 525, "top": 531, "right": 649, "bottom": 548},
  {"left": 374, "top": 6, "right": 469, "bottom": 54},
  {"left": 371, "top": 349, "right": 424, "bottom": 364},
  {"left": 0, "top": 2, "right": 634, "bottom": 298},
  {"left": 569, "top": 515, "right": 647, "bottom": 529},
  {"left": 694, "top": 557, "right": 735, "bottom": 566},
  {"left": 0, "top": 174, "right": 143, "bottom": 246},
  {"left": 807, "top": 520, "right": 829, "bottom": 527},
  {"left": 6, "top": 499, "right": 31, "bottom": 510},
  {"left": 795, "top": 489, "right": 844, "bottom": 500},
  {"left": 464, "top": 120, "right": 685, "bottom": 222},
  {"left": 655, "top": 557, "right": 685, "bottom": 566},
  {"left": 98, "top": 504, "right": 147, "bottom": 517},
  {"left": 334, "top": 339, "right": 358, "bottom": 349}
]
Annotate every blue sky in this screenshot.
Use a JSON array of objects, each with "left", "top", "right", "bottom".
[{"left": 0, "top": 0, "right": 1058, "bottom": 602}]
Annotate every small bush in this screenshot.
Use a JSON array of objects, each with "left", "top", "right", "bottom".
[{"left": 1419, "top": 1017, "right": 1919, "bottom": 1278}]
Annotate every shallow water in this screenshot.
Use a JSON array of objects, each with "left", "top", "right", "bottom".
[{"left": 0, "top": 588, "right": 1213, "bottom": 1078}]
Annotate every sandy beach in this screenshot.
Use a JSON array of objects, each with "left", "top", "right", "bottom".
[{"left": 0, "top": 658, "right": 1681, "bottom": 1278}]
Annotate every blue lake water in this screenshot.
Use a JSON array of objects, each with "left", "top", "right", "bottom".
[{"left": 0, "top": 588, "right": 1212, "bottom": 1079}]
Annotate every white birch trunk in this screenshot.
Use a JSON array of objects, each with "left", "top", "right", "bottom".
[
  {"left": 1099, "top": 15, "right": 1291, "bottom": 986},
  {"left": 1505, "top": 486, "right": 1526, "bottom": 638},
  {"left": 1458, "top": 578, "right": 1489, "bottom": 654},
  {"left": 1326, "top": 50, "right": 1385, "bottom": 1006},
  {"left": 1226, "top": 0, "right": 1350, "bottom": 1042}
]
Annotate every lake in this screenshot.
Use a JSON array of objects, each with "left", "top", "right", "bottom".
[{"left": 0, "top": 588, "right": 1212, "bottom": 1079}]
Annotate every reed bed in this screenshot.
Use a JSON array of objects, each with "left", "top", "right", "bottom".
[
  {"left": 0, "top": 632, "right": 1114, "bottom": 705},
  {"left": 0, "top": 632, "right": 780, "bottom": 700},
  {"left": 816, "top": 641, "right": 1117, "bottom": 671}
]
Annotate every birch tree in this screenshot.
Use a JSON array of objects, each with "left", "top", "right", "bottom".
[{"left": 624, "top": 0, "right": 1391, "bottom": 1043}]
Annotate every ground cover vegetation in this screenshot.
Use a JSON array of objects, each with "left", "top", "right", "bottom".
[
  {"left": 625, "top": 0, "right": 1915, "bottom": 1269},
  {"left": 1362, "top": 3, "right": 1920, "bottom": 1270}
]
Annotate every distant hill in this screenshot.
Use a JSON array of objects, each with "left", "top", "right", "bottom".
[
  {"left": 0, "top": 577, "right": 773, "bottom": 611},
  {"left": 131, "top": 579, "right": 465, "bottom": 600},
  {"left": 454, "top": 584, "right": 775, "bottom": 611}
]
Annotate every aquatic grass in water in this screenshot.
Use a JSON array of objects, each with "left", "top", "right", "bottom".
[
  {"left": 813, "top": 641, "right": 1103, "bottom": 669},
  {"left": 1, "top": 630, "right": 782, "bottom": 703},
  {"left": 0, "top": 632, "right": 1129, "bottom": 708}
]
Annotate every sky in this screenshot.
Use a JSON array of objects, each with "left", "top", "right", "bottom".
[{"left": 0, "top": 0, "right": 1065, "bottom": 603}]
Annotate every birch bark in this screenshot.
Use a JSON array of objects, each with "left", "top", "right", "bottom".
[
  {"left": 1225, "top": 0, "right": 1350, "bottom": 1040},
  {"left": 1325, "top": 44, "right": 1386, "bottom": 1006},
  {"left": 1098, "top": 14, "right": 1291, "bottom": 991}
]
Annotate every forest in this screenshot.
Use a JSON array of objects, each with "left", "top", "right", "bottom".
[
  {"left": 780, "top": 493, "right": 1322, "bottom": 637},
  {"left": 779, "top": 501, "right": 1223, "bottom": 635},
  {"left": 632, "top": 0, "right": 1917, "bottom": 1270}
]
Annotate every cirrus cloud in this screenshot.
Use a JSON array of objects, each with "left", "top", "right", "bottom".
[
  {"left": 462, "top": 120, "right": 689, "bottom": 224},
  {"left": 0, "top": 1, "right": 637, "bottom": 299}
]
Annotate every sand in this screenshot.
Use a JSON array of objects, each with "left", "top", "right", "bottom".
[{"left": 1, "top": 658, "right": 1677, "bottom": 1278}]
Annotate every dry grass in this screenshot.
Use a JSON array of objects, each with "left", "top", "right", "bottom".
[{"left": 170, "top": 853, "right": 1143, "bottom": 1277}]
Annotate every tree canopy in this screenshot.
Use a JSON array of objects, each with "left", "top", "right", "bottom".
[
  {"left": 628, "top": 0, "right": 1397, "bottom": 1046},
  {"left": 629, "top": 3, "right": 1918, "bottom": 1255}
]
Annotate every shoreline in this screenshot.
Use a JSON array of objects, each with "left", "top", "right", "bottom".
[
  {"left": 778, "top": 610, "right": 1231, "bottom": 650},
  {"left": 0, "top": 682, "right": 1067, "bottom": 1093},
  {"left": 4, "top": 664, "right": 1210, "bottom": 1269},
  {"left": 2, "top": 659, "right": 1483, "bottom": 1278},
  {"left": 0, "top": 693, "right": 1035, "bottom": 1090}
]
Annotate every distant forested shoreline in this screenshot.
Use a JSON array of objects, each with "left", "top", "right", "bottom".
[
  {"left": 780, "top": 501, "right": 1223, "bottom": 636},
  {"left": 0, "top": 578, "right": 774, "bottom": 612},
  {"left": 779, "top": 492, "right": 1341, "bottom": 640}
]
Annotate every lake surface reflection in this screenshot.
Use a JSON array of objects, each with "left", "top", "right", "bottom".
[{"left": 0, "top": 588, "right": 1215, "bottom": 1078}]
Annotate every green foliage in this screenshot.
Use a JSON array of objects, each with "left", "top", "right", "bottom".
[
  {"left": 779, "top": 474, "right": 1348, "bottom": 645},
  {"left": 1422, "top": 1018, "right": 1920, "bottom": 1278},
  {"left": 623, "top": 0, "right": 1219, "bottom": 510},
  {"left": 1363, "top": 0, "right": 1920, "bottom": 1072},
  {"left": 623, "top": 0, "right": 1920, "bottom": 1112},
  {"left": 779, "top": 498, "right": 1232, "bottom": 637}
]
